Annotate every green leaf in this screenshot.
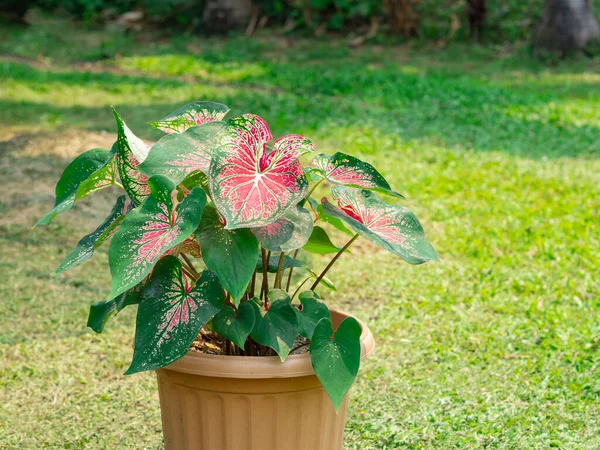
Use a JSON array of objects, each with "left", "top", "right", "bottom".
[
  {"left": 252, "top": 204, "right": 314, "bottom": 252},
  {"left": 295, "top": 290, "right": 331, "bottom": 338},
  {"left": 306, "top": 268, "right": 337, "bottom": 291},
  {"left": 125, "top": 256, "right": 224, "bottom": 374},
  {"left": 250, "top": 290, "right": 298, "bottom": 361},
  {"left": 322, "top": 187, "right": 438, "bottom": 265},
  {"left": 303, "top": 226, "right": 341, "bottom": 255},
  {"left": 311, "top": 152, "right": 403, "bottom": 198},
  {"left": 138, "top": 121, "right": 226, "bottom": 184},
  {"left": 113, "top": 109, "right": 151, "bottom": 204},
  {"left": 310, "top": 317, "right": 362, "bottom": 412},
  {"left": 316, "top": 203, "right": 354, "bottom": 236},
  {"left": 36, "top": 148, "right": 115, "bottom": 226},
  {"left": 55, "top": 195, "right": 129, "bottom": 275},
  {"left": 149, "top": 101, "right": 230, "bottom": 134},
  {"left": 109, "top": 175, "right": 206, "bottom": 299},
  {"left": 197, "top": 206, "right": 258, "bottom": 305},
  {"left": 212, "top": 302, "right": 256, "bottom": 349},
  {"left": 87, "top": 283, "right": 143, "bottom": 333},
  {"left": 256, "top": 253, "right": 303, "bottom": 273}
]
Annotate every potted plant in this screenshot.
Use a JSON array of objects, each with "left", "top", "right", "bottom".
[{"left": 37, "top": 101, "right": 437, "bottom": 450}]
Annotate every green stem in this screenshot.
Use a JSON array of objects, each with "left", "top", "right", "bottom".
[
  {"left": 260, "top": 249, "right": 270, "bottom": 305},
  {"left": 306, "top": 178, "right": 324, "bottom": 200},
  {"left": 274, "top": 252, "right": 285, "bottom": 289},
  {"left": 114, "top": 181, "right": 124, "bottom": 189},
  {"left": 285, "top": 249, "right": 300, "bottom": 292},
  {"left": 310, "top": 234, "right": 358, "bottom": 291},
  {"left": 291, "top": 277, "right": 311, "bottom": 300}
]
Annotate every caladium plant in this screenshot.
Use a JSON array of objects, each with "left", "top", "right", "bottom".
[{"left": 37, "top": 101, "right": 437, "bottom": 411}]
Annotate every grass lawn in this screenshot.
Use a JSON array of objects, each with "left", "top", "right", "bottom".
[{"left": 1, "top": 16, "right": 599, "bottom": 449}]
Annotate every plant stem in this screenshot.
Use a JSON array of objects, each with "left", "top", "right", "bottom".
[
  {"left": 181, "top": 254, "right": 199, "bottom": 277},
  {"left": 181, "top": 265, "right": 196, "bottom": 281},
  {"left": 114, "top": 181, "right": 124, "bottom": 189},
  {"left": 310, "top": 234, "right": 358, "bottom": 291},
  {"left": 291, "top": 276, "right": 311, "bottom": 300},
  {"left": 291, "top": 341, "right": 310, "bottom": 353},
  {"left": 260, "top": 248, "right": 270, "bottom": 304},
  {"left": 306, "top": 178, "right": 324, "bottom": 199},
  {"left": 250, "top": 268, "right": 257, "bottom": 298},
  {"left": 274, "top": 252, "right": 285, "bottom": 289},
  {"left": 285, "top": 249, "right": 300, "bottom": 292}
]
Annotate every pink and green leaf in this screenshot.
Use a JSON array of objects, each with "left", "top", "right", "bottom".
[
  {"left": 55, "top": 195, "right": 129, "bottom": 275},
  {"left": 36, "top": 148, "right": 116, "bottom": 226},
  {"left": 125, "top": 256, "right": 224, "bottom": 374},
  {"left": 209, "top": 115, "right": 313, "bottom": 229},
  {"left": 109, "top": 175, "right": 207, "bottom": 299},
  {"left": 311, "top": 152, "right": 403, "bottom": 198},
  {"left": 252, "top": 204, "right": 314, "bottom": 252},
  {"left": 148, "top": 101, "right": 230, "bottom": 134},
  {"left": 321, "top": 186, "right": 438, "bottom": 264},
  {"left": 113, "top": 108, "right": 151, "bottom": 204},
  {"left": 138, "top": 121, "right": 226, "bottom": 184}
]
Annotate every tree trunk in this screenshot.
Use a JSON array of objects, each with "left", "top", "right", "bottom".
[{"left": 534, "top": 0, "right": 600, "bottom": 55}]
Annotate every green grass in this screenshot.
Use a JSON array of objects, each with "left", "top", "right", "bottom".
[{"left": 1, "top": 17, "right": 599, "bottom": 450}]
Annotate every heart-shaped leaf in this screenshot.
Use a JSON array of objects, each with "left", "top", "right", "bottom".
[
  {"left": 126, "top": 256, "right": 224, "bottom": 374},
  {"left": 113, "top": 109, "right": 151, "bottom": 204},
  {"left": 295, "top": 290, "right": 331, "bottom": 338},
  {"left": 212, "top": 302, "right": 256, "bottom": 349},
  {"left": 303, "top": 226, "right": 341, "bottom": 254},
  {"left": 149, "top": 101, "right": 230, "bottom": 134},
  {"left": 252, "top": 204, "right": 314, "bottom": 252},
  {"left": 55, "top": 195, "right": 130, "bottom": 274},
  {"left": 87, "top": 282, "right": 143, "bottom": 333},
  {"left": 311, "top": 152, "right": 402, "bottom": 198},
  {"left": 310, "top": 317, "right": 362, "bottom": 412},
  {"left": 36, "top": 147, "right": 116, "bottom": 226},
  {"left": 109, "top": 175, "right": 206, "bottom": 299},
  {"left": 250, "top": 290, "right": 298, "bottom": 361},
  {"left": 256, "top": 253, "right": 303, "bottom": 273},
  {"left": 209, "top": 115, "right": 313, "bottom": 229},
  {"left": 322, "top": 186, "right": 438, "bottom": 264},
  {"left": 138, "top": 121, "right": 226, "bottom": 184},
  {"left": 197, "top": 206, "right": 258, "bottom": 305}
]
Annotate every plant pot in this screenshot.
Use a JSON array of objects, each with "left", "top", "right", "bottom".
[{"left": 156, "top": 309, "right": 375, "bottom": 450}]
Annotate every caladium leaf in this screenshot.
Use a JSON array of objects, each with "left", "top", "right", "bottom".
[
  {"left": 212, "top": 302, "right": 256, "bottom": 349},
  {"left": 149, "top": 101, "right": 230, "bottom": 134},
  {"left": 315, "top": 203, "right": 354, "bottom": 236},
  {"left": 250, "top": 290, "right": 298, "bottom": 361},
  {"left": 303, "top": 226, "right": 341, "bottom": 255},
  {"left": 322, "top": 187, "right": 438, "bottom": 265},
  {"left": 256, "top": 254, "right": 303, "bottom": 273},
  {"left": 310, "top": 317, "right": 362, "bottom": 412},
  {"left": 295, "top": 290, "right": 331, "bottom": 338},
  {"left": 87, "top": 283, "right": 143, "bottom": 333},
  {"left": 109, "top": 175, "right": 207, "bottom": 299},
  {"left": 311, "top": 152, "right": 403, "bottom": 198},
  {"left": 36, "top": 148, "right": 116, "bottom": 226},
  {"left": 113, "top": 108, "right": 151, "bottom": 204},
  {"left": 209, "top": 115, "right": 312, "bottom": 229},
  {"left": 55, "top": 195, "right": 130, "bottom": 275},
  {"left": 252, "top": 204, "right": 314, "bottom": 253},
  {"left": 125, "top": 257, "right": 224, "bottom": 374},
  {"left": 138, "top": 122, "right": 226, "bottom": 184},
  {"left": 196, "top": 206, "right": 258, "bottom": 305}
]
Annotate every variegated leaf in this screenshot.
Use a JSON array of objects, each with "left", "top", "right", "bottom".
[
  {"left": 138, "top": 121, "right": 226, "bottom": 184},
  {"left": 55, "top": 195, "right": 129, "bottom": 274},
  {"left": 251, "top": 204, "right": 314, "bottom": 252},
  {"left": 87, "top": 282, "right": 144, "bottom": 333},
  {"left": 36, "top": 148, "right": 116, "bottom": 226},
  {"left": 148, "top": 101, "right": 230, "bottom": 134},
  {"left": 109, "top": 175, "right": 207, "bottom": 299},
  {"left": 209, "top": 115, "right": 313, "bottom": 229},
  {"left": 125, "top": 256, "right": 224, "bottom": 374},
  {"left": 311, "top": 152, "right": 403, "bottom": 198},
  {"left": 113, "top": 108, "right": 151, "bottom": 204},
  {"left": 321, "top": 186, "right": 438, "bottom": 264}
]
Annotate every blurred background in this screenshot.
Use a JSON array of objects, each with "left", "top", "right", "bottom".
[{"left": 1, "top": 1, "right": 599, "bottom": 449}]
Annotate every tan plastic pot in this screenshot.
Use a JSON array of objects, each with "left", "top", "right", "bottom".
[{"left": 156, "top": 309, "right": 375, "bottom": 450}]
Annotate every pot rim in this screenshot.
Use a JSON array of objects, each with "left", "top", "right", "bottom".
[{"left": 163, "top": 309, "right": 375, "bottom": 379}]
